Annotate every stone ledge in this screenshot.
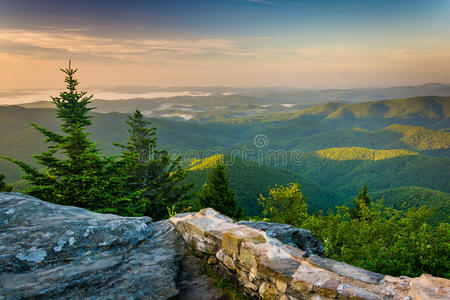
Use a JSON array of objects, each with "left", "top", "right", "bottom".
[
  {"left": 169, "top": 208, "right": 450, "bottom": 300},
  {"left": 307, "top": 254, "right": 384, "bottom": 285}
]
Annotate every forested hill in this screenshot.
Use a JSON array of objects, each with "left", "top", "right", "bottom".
[
  {"left": 371, "top": 186, "right": 450, "bottom": 225},
  {"left": 241, "top": 96, "right": 450, "bottom": 129},
  {"left": 303, "top": 96, "right": 449, "bottom": 120}
]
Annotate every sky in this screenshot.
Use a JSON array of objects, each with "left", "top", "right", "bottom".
[{"left": 0, "top": 0, "right": 449, "bottom": 90}]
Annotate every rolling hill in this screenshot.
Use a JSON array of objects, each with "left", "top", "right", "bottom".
[
  {"left": 286, "top": 151, "right": 450, "bottom": 198},
  {"left": 382, "top": 124, "right": 450, "bottom": 155}
]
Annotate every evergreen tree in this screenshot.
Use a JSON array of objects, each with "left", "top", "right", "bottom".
[
  {"left": 2, "top": 62, "right": 126, "bottom": 212},
  {"left": 117, "top": 109, "right": 192, "bottom": 220},
  {"left": 0, "top": 173, "right": 12, "bottom": 192},
  {"left": 197, "top": 163, "right": 243, "bottom": 219},
  {"left": 350, "top": 184, "right": 371, "bottom": 220}
]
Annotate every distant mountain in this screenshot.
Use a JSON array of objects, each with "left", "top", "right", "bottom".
[
  {"left": 14, "top": 85, "right": 450, "bottom": 123},
  {"left": 246, "top": 83, "right": 450, "bottom": 103},
  {"left": 11, "top": 100, "right": 53, "bottom": 109},
  {"left": 244, "top": 96, "right": 450, "bottom": 129}
]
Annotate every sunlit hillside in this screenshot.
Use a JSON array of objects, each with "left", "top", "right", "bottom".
[{"left": 316, "top": 147, "right": 418, "bottom": 161}]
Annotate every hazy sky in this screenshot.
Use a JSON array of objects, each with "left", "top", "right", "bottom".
[{"left": 0, "top": 0, "right": 449, "bottom": 89}]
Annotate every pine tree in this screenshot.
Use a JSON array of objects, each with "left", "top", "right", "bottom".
[
  {"left": 0, "top": 173, "right": 12, "bottom": 192},
  {"left": 2, "top": 62, "right": 125, "bottom": 212},
  {"left": 117, "top": 109, "right": 192, "bottom": 220},
  {"left": 350, "top": 184, "right": 371, "bottom": 220},
  {"left": 197, "top": 163, "right": 243, "bottom": 219}
]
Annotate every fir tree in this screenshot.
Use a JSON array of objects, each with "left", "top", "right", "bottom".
[
  {"left": 2, "top": 62, "right": 126, "bottom": 212},
  {"left": 197, "top": 163, "right": 243, "bottom": 219},
  {"left": 117, "top": 109, "right": 192, "bottom": 220},
  {"left": 0, "top": 173, "right": 12, "bottom": 192}
]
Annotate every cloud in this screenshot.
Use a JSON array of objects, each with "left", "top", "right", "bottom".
[
  {"left": 0, "top": 28, "right": 448, "bottom": 89},
  {"left": 0, "top": 29, "right": 269, "bottom": 63}
]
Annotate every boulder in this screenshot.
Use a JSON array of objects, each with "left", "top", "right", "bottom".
[
  {"left": 0, "top": 193, "right": 221, "bottom": 299},
  {"left": 238, "top": 221, "right": 324, "bottom": 256}
]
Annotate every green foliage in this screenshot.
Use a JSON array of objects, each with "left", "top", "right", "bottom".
[
  {"left": 350, "top": 184, "right": 371, "bottom": 220},
  {"left": 0, "top": 173, "right": 12, "bottom": 192},
  {"left": 303, "top": 203, "right": 449, "bottom": 278},
  {"left": 1, "top": 62, "right": 129, "bottom": 213},
  {"left": 116, "top": 109, "right": 193, "bottom": 220},
  {"left": 258, "top": 183, "right": 308, "bottom": 226},
  {"left": 263, "top": 183, "right": 450, "bottom": 278},
  {"left": 167, "top": 205, "right": 177, "bottom": 218},
  {"left": 197, "top": 163, "right": 243, "bottom": 219}
]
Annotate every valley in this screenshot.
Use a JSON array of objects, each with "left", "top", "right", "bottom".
[{"left": 1, "top": 93, "right": 449, "bottom": 222}]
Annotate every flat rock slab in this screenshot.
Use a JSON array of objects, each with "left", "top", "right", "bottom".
[
  {"left": 0, "top": 193, "right": 184, "bottom": 299},
  {"left": 307, "top": 254, "right": 384, "bottom": 285}
]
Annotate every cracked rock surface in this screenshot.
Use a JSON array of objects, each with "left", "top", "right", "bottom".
[{"left": 0, "top": 192, "right": 220, "bottom": 299}]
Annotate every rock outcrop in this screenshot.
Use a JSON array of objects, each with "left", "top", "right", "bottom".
[
  {"left": 0, "top": 193, "right": 221, "bottom": 299},
  {"left": 237, "top": 221, "right": 324, "bottom": 257},
  {"left": 170, "top": 208, "right": 450, "bottom": 300}
]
